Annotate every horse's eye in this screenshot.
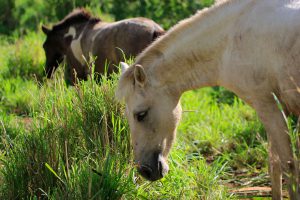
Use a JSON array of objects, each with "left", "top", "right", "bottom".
[{"left": 135, "top": 111, "right": 148, "bottom": 122}]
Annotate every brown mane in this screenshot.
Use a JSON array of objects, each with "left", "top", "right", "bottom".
[{"left": 52, "top": 8, "right": 101, "bottom": 31}]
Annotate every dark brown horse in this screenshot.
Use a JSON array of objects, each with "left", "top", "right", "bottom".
[{"left": 42, "top": 8, "right": 164, "bottom": 84}]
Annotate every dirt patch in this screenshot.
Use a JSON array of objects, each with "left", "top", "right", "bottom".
[
  {"left": 223, "top": 171, "right": 289, "bottom": 199},
  {"left": 230, "top": 186, "right": 288, "bottom": 199}
]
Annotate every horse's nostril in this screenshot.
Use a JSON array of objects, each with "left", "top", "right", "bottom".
[
  {"left": 139, "top": 165, "right": 153, "bottom": 180},
  {"left": 158, "top": 160, "right": 165, "bottom": 177}
]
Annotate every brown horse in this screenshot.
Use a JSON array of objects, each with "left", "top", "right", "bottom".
[
  {"left": 117, "top": 0, "right": 300, "bottom": 199},
  {"left": 42, "top": 8, "right": 164, "bottom": 84}
]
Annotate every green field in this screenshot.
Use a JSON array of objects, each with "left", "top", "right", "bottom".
[{"left": 0, "top": 1, "right": 287, "bottom": 199}]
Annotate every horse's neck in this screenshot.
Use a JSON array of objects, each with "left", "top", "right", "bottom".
[
  {"left": 63, "top": 23, "right": 85, "bottom": 39},
  {"left": 79, "top": 21, "right": 107, "bottom": 53},
  {"left": 137, "top": 0, "right": 252, "bottom": 95},
  {"left": 65, "top": 20, "right": 107, "bottom": 66},
  {"left": 63, "top": 23, "right": 89, "bottom": 67}
]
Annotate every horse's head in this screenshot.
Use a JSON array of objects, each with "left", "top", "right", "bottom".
[
  {"left": 116, "top": 62, "right": 182, "bottom": 181},
  {"left": 42, "top": 9, "right": 100, "bottom": 79},
  {"left": 42, "top": 25, "right": 73, "bottom": 78}
]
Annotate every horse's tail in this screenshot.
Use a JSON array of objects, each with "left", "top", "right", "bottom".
[{"left": 152, "top": 25, "right": 165, "bottom": 41}]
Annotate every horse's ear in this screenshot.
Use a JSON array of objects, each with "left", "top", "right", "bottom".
[
  {"left": 120, "top": 62, "right": 130, "bottom": 74},
  {"left": 134, "top": 64, "right": 147, "bottom": 87},
  {"left": 42, "top": 25, "right": 51, "bottom": 35}
]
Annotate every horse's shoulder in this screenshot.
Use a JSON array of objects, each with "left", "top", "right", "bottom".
[{"left": 90, "top": 21, "right": 110, "bottom": 31}]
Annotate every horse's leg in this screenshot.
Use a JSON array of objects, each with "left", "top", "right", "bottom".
[
  {"left": 93, "top": 57, "right": 105, "bottom": 82},
  {"left": 295, "top": 116, "right": 300, "bottom": 194},
  {"left": 297, "top": 116, "right": 300, "bottom": 198},
  {"left": 254, "top": 101, "right": 299, "bottom": 200},
  {"left": 64, "top": 64, "right": 75, "bottom": 86},
  {"left": 267, "top": 140, "right": 282, "bottom": 199}
]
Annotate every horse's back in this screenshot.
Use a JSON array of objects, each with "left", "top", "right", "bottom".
[
  {"left": 80, "top": 17, "right": 163, "bottom": 74},
  {"left": 91, "top": 18, "right": 163, "bottom": 62},
  {"left": 222, "top": 0, "right": 300, "bottom": 114}
]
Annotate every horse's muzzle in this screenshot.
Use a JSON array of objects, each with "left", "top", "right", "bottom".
[{"left": 137, "top": 153, "right": 169, "bottom": 181}]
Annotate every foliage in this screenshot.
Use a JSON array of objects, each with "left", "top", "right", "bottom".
[
  {"left": 110, "top": 0, "right": 214, "bottom": 28},
  {"left": 210, "top": 86, "right": 237, "bottom": 105},
  {"left": 0, "top": 0, "right": 214, "bottom": 35}
]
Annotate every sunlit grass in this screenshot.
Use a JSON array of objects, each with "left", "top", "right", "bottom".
[{"left": 1, "top": 32, "right": 45, "bottom": 81}]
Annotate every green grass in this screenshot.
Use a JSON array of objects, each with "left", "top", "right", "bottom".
[
  {"left": 0, "top": 32, "right": 45, "bottom": 81},
  {"left": 0, "top": 30, "right": 276, "bottom": 199}
]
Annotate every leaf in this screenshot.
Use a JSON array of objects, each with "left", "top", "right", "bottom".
[{"left": 45, "top": 162, "right": 65, "bottom": 185}]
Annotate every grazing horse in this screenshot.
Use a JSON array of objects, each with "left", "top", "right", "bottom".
[
  {"left": 42, "top": 9, "right": 164, "bottom": 85},
  {"left": 116, "top": 0, "right": 300, "bottom": 199}
]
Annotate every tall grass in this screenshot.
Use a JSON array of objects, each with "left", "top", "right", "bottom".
[
  {"left": 0, "top": 77, "right": 39, "bottom": 115},
  {"left": 0, "top": 68, "right": 136, "bottom": 199}
]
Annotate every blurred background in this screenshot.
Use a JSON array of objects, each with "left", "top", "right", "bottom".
[{"left": 0, "top": 0, "right": 214, "bottom": 35}]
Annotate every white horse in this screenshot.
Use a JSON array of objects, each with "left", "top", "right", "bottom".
[{"left": 116, "top": 0, "right": 300, "bottom": 199}]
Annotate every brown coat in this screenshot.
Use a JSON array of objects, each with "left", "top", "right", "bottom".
[{"left": 42, "top": 9, "right": 164, "bottom": 84}]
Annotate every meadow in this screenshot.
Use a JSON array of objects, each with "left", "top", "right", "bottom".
[{"left": 0, "top": 0, "right": 293, "bottom": 199}]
